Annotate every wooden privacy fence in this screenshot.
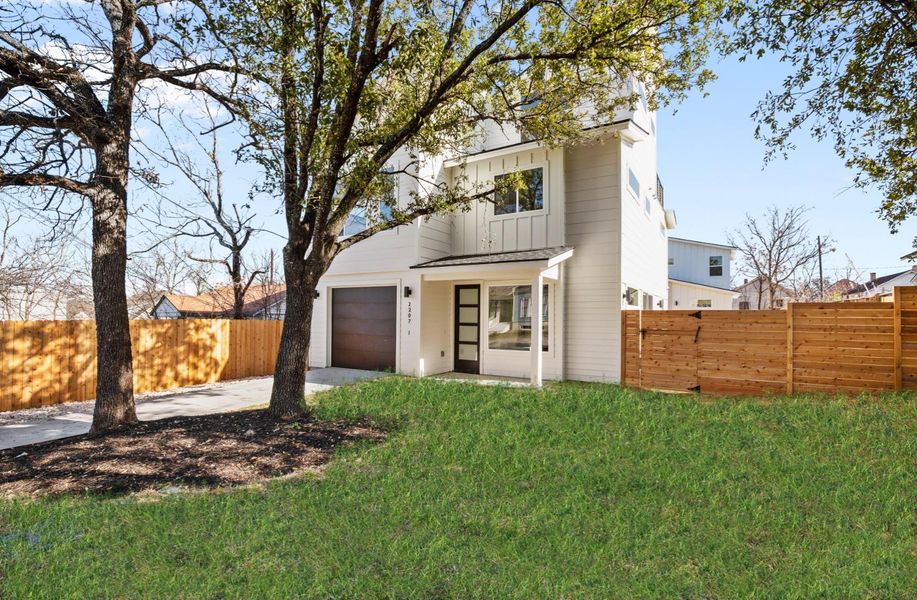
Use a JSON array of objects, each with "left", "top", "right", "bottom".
[
  {"left": 0, "top": 319, "right": 283, "bottom": 413},
  {"left": 622, "top": 286, "right": 917, "bottom": 395}
]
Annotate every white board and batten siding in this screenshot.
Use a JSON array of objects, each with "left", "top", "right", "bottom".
[
  {"left": 667, "top": 238, "right": 734, "bottom": 291},
  {"left": 450, "top": 147, "right": 565, "bottom": 255}
]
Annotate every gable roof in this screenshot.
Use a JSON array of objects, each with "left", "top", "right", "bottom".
[
  {"left": 843, "top": 270, "right": 915, "bottom": 296},
  {"left": 667, "top": 236, "right": 738, "bottom": 252},
  {"left": 669, "top": 278, "right": 739, "bottom": 295},
  {"left": 824, "top": 279, "right": 858, "bottom": 295},
  {"left": 155, "top": 284, "right": 286, "bottom": 318},
  {"left": 732, "top": 276, "right": 794, "bottom": 296}
]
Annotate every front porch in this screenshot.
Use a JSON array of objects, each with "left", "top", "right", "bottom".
[
  {"left": 411, "top": 247, "right": 573, "bottom": 385},
  {"left": 432, "top": 371, "right": 531, "bottom": 387}
]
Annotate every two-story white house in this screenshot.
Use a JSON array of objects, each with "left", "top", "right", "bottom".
[
  {"left": 667, "top": 237, "right": 738, "bottom": 310},
  {"left": 304, "top": 97, "right": 673, "bottom": 385}
]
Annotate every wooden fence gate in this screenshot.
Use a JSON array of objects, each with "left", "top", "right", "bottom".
[{"left": 620, "top": 289, "right": 914, "bottom": 395}]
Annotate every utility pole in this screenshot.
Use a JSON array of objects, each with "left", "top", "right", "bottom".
[{"left": 818, "top": 236, "right": 824, "bottom": 300}]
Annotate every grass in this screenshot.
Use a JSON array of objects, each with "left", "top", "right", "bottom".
[{"left": 1, "top": 378, "right": 915, "bottom": 598}]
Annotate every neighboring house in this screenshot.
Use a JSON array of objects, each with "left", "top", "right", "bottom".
[
  {"left": 842, "top": 268, "right": 917, "bottom": 301},
  {"left": 0, "top": 284, "right": 93, "bottom": 321},
  {"left": 152, "top": 284, "right": 286, "bottom": 320},
  {"left": 307, "top": 85, "right": 674, "bottom": 384},
  {"left": 822, "top": 278, "right": 858, "bottom": 301},
  {"left": 667, "top": 237, "right": 739, "bottom": 309},
  {"left": 733, "top": 277, "right": 795, "bottom": 310}
]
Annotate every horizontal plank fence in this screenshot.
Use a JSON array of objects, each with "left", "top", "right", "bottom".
[
  {"left": 0, "top": 319, "right": 283, "bottom": 413},
  {"left": 622, "top": 286, "right": 917, "bottom": 396}
]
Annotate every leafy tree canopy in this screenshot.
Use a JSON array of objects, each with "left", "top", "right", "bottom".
[
  {"left": 728, "top": 0, "right": 917, "bottom": 231},
  {"left": 222, "top": 0, "right": 729, "bottom": 242}
]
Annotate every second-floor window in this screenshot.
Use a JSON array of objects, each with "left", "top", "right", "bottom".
[
  {"left": 493, "top": 167, "right": 544, "bottom": 215},
  {"left": 709, "top": 255, "right": 723, "bottom": 277},
  {"left": 342, "top": 173, "right": 396, "bottom": 237},
  {"left": 627, "top": 167, "right": 640, "bottom": 198}
]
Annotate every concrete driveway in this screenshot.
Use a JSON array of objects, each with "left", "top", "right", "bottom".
[{"left": 0, "top": 368, "right": 386, "bottom": 451}]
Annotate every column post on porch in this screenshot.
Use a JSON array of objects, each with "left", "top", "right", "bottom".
[{"left": 531, "top": 272, "right": 544, "bottom": 386}]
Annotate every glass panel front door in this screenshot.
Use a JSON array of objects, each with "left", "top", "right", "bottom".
[{"left": 454, "top": 285, "right": 480, "bottom": 374}]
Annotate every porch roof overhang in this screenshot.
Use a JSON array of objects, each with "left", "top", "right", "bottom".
[{"left": 410, "top": 246, "right": 574, "bottom": 280}]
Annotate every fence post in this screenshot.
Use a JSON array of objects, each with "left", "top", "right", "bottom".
[
  {"left": 894, "top": 286, "right": 903, "bottom": 391},
  {"left": 637, "top": 308, "right": 643, "bottom": 389},
  {"left": 620, "top": 311, "right": 627, "bottom": 385},
  {"left": 786, "top": 302, "right": 794, "bottom": 394}
]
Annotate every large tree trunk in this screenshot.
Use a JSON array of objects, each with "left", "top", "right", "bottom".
[
  {"left": 231, "top": 253, "right": 245, "bottom": 319},
  {"left": 89, "top": 185, "right": 137, "bottom": 432},
  {"left": 268, "top": 247, "right": 321, "bottom": 419}
]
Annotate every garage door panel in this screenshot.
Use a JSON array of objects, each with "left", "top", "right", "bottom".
[
  {"left": 334, "top": 319, "right": 397, "bottom": 337},
  {"left": 333, "top": 303, "right": 396, "bottom": 321},
  {"left": 333, "top": 333, "right": 396, "bottom": 352},
  {"left": 332, "top": 286, "right": 396, "bottom": 371}
]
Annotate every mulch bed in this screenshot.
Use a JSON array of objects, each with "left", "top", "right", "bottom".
[{"left": 0, "top": 410, "right": 385, "bottom": 498}]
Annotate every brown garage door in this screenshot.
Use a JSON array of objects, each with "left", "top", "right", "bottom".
[{"left": 331, "top": 286, "right": 397, "bottom": 371}]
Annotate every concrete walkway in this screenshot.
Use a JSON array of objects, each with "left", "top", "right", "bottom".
[{"left": 0, "top": 368, "right": 385, "bottom": 451}]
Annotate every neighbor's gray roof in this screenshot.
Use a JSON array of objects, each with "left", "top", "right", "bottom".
[{"left": 411, "top": 246, "right": 573, "bottom": 269}]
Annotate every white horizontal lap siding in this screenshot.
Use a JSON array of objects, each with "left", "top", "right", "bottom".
[
  {"left": 418, "top": 214, "right": 452, "bottom": 262},
  {"left": 668, "top": 281, "right": 735, "bottom": 310},
  {"left": 451, "top": 147, "right": 564, "bottom": 255},
  {"left": 563, "top": 140, "right": 623, "bottom": 382},
  {"left": 326, "top": 149, "right": 421, "bottom": 276},
  {"left": 416, "top": 153, "right": 454, "bottom": 262},
  {"left": 619, "top": 132, "right": 666, "bottom": 308}
]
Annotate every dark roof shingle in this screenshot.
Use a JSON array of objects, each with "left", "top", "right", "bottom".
[{"left": 411, "top": 246, "right": 573, "bottom": 269}]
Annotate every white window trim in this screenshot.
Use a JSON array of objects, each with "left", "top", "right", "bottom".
[
  {"left": 488, "top": 161, "right": 550, "bottom": 222},
  {"left": 338, "top": 171, "right": 400, "bottom": 240},
  {"left": 483, "top": 280, "right": 555, "bottom": 358},
  {"left": 626, "top": 163, "right": 640, "bottom": 201},
  {"left": 709, "top": 255, "right": 724, "bottom": 277}
]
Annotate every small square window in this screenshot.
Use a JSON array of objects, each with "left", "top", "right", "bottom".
[
  {"left": 493, "top": 168, "right": 544, "bottom": 216},
  {"left": 342, "top": 172, "right": 396, "bottom": 236},
  {"left": 739, "top": 301, "right": 750, "bottom": 310},
  {"left": 642, "top": 293, "right": 654, "bottom": 310},
  {"left": 709, "top": 256, "right": 723, "bottom": 277},
  {"left": 697, "top": 299, "right": 712, "bottom": 308}
]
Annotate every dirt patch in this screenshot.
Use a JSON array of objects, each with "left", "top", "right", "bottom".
[{"left": 0, "top": 410, "right": 384, "bottom": 498}]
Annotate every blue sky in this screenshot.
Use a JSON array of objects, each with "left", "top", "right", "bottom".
[
  {"left": 8, "top": 37, "right": 913, "bottom": 287},
  {"left": 658, "top": 53, "right": 916, "bottom": 280}
]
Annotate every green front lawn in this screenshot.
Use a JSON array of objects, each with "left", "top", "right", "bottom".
[{"left": 2, "top": 379, "right": 915, "bottom": 598}]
